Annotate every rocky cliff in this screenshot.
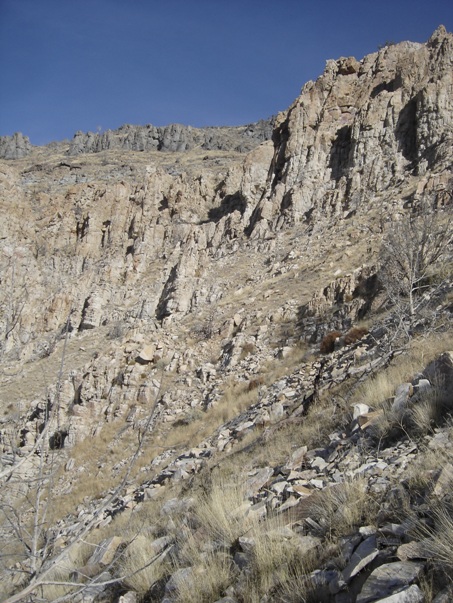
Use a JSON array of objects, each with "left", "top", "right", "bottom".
[
  {"left": 0, "top": 132, "right": 32, "bottom": 159},
  {"left": 0, "top": 118, "right": 275, "bottom": 160},
  {"left": 0, "top": 27, "right": 452, "bottom": 603},
  {"left": 67, "top": 118, "right": 275, "bottom": 155}
]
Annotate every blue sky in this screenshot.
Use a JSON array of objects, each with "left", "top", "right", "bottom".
[{"left": 1, "top": 0, "right": 452, "bottom": 145}]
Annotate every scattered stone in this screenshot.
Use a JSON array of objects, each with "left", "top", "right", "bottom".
[
  {"left": 373, "top": 584, "right": 424, "bottom": 603},
  {"left": 397, "top": 539, "right": 433, "bottom": 561},
  {"left": 356, "top": 562, "right": 424, "bottom": 603},
  {"left": 137, "top": 344, "right": 156, "bottom": 363},
  {"left": 342, "top": 535, "right": 380, "bottom": 582}
]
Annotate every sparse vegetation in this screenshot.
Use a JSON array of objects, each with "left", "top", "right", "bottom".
[
  {"left": 379, "top": 204, "right": 452, "bottom": 337},
  {"left": 344, "top": 325, "right": 368, "bottom": 345},
  {"left": 320, "top": 330, "right": 341, "bottom": 354},
  {"left": 307, "top": 476, "right": 374, "bottom": 538},
  {"left": 120, "top": 534, "right": 171, "bottom": 598}
]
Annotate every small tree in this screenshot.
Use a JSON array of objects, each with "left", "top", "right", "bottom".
[{"left": 379, "top": 204, "right": 452, "bottom": 336}]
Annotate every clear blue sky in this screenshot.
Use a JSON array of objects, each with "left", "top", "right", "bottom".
[{"left": 1, "top": 0, "right": 452, "bottom": 145}]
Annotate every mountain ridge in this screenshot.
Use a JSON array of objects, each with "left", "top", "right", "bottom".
[{"left": 0, "top": 117, "right": 275, "bottom": 160}]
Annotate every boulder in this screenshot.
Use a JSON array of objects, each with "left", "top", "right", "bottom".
[{"left": 356, "top": 561, "right": 424, "bottom": 603}]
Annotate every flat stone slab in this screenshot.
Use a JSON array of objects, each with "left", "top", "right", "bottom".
[
  {"left": 374, "top": 584, "right": 424, "bottom": 603},
  {"left": 342, "top": 535, "right": 379, "bottom": 582},
  {"left": 357, "top": 561, "right": 424, "bottom": 603},
  {"left": 397, "top": 539, "right": 433, "bottom": 561}
]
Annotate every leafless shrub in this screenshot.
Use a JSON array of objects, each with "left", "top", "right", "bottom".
[
  {"left": 344, "top": 326, "right": 368, "bottom": 345},
  {"left": 379, "top": 204, "right": 452, "bottom": 337},
  {"left": 320, "top": 331, "right": 341, "bottom": 354}
]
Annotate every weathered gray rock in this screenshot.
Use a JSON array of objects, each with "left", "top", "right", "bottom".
[
  {"left": 397, "top": 539, "right": 434, "bottom": 561},
  {"left": 433, "top": 587, "right": 453, "bottom": 602},
  {"left": 87, "top": 536, "right": 123, "bottom": 566},
  {"left": 245, "top": 466, "right": 274, "bottom": 497},
  {"left": 0, "top": 132, "right": 32, "bottom": 159},
  {"left": 424, "top": 351, "right": 453, "bottom": 394},
  {"left": 432, "top": 462, "right": 453, "bottom": 498},
  {"left": 392, "top": 383, "right": 413, "bottom": 414},
  {"left": 342, "top": 535, "right": 380, "bottom": 582},
  {"left": 356, "top": 561, "right": 424, "bottom": 603},
  {"left": 67, "top": 119, "right": 274, "bottom": 156},
  {"left": 374, "top": 585, "right": 424, "bottom": 603}
]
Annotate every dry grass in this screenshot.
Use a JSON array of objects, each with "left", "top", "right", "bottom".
[
  {"left": 353, "top": 331, "right": 453, "bottom": 444},
  {"left": 120, "top": 534, "right": 170, "bottom": 599},
  {"left": 132, "top": 380, "right": 259, "bottom": 478},
  {"left": 241, "top": 514, "right": 320, "bottom": 603},
  {"left": 353, "top": 331, "right": 453, "bottom": 411},
  {"left": 193, "top": 473, "right": 252, "bottom": 544},
  {"left": 425, "top": 505, "right": 453, "bottom": 570},
  {"left": 172, "top": 549, "right": 234, "bottom": 603},
  {"left": 219, "top": 385, "right": 351, "bottom": 473},
  {"left": 166, "top": 479, "right": 243, "bottom": 603},
  {"left": 307, "top": 475, "right": 374, "bottom": 538}
]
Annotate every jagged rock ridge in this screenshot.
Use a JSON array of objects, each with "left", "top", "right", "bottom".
[
  {"left": 0, "top": 117, "right": 275, "bottom": 159},
  {"left": 0, "top": 132, "right": 32, "bottom": 159},
  {"left": 67, "top": 118, "right": 276, "bottom": 155}
]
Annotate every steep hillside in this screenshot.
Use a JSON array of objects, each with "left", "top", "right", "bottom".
[{"left": 0, "top": 27, "right": 452, "bottom": 603}]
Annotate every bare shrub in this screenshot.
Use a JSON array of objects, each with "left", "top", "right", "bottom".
[
  {"left": 344, "top": 326, "right": 368, "bottom": 345},
  {"left": 379, "top": 204, "right": 452, "bottom": 336},
  {"left": 320, "top": 331, "right": 341, "bottom": 354}
]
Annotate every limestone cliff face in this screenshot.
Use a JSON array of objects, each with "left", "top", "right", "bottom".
[
  {"left": 67, "top": 119, "right": 275, "bottom": 155},
  {"left": 248, "top": 26, "right": 453, "bottom": 234},
  {"left": 0, "top": 119, "right": 274, "bottom": 159},
  {"left": 0, "top": 132, "right": 32, "bottom": 159},
  {"left": 0, "top": 27, "right": 452, "bottom": 365}
]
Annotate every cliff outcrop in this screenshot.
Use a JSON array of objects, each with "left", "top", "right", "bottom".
[
  {"left": 0, "top": 27, "right": 452, "bottom": 603},
  {"left": 248, "top": 26, "right": 453, "bottom": 234}
]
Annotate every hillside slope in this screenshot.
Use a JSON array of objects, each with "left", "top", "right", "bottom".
[{"left": 0, "top": 26, "right": 452, "bottom": 603}]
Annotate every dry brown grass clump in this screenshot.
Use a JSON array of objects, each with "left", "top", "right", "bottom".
[
  {"left": 172, "top": 546, "right": 234, "bottom": 603},
  {"left": 194, "top": 473, "right": 252, "bottom": 544},
  {"left": 320, "top": 331, "right": 341, "bottom": 354},
  {"left": 353, "top": 331, "right": 453, "bottom": 412},
  {"left": 239, "top": 513, "right": 321, "bottom": 603},
  {"left": 306, "top": 476, "right": 374, "bottom": 538},
  {"left": 120, "top": 534, "right": 171, "bottom": 598},
  {"left": 344, "top": 326, "right": 368, "bottom": 345}
]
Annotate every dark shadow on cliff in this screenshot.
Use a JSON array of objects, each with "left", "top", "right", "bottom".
[
  {"left": 370, "top": 75, "right": 402, "bottom": 98},
  {"left": 207, "top": 192, "right": 247, "bottom": 223},
  {"left": 395, "top": 96, "right": 418, "bottom": 167},
  {"left": 329, "top": 125, "right": 353, "bottom": 181}
]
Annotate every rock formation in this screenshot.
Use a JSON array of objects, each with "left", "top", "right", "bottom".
[
  {"left": 67, "top": 118, "right": 275, "bottom": 155},
  {"left": 0, "top": 132, "right": 32, "bottom": 159},
  {"left": 0, "top": 27, "right": 452, "bottom": 603}
]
